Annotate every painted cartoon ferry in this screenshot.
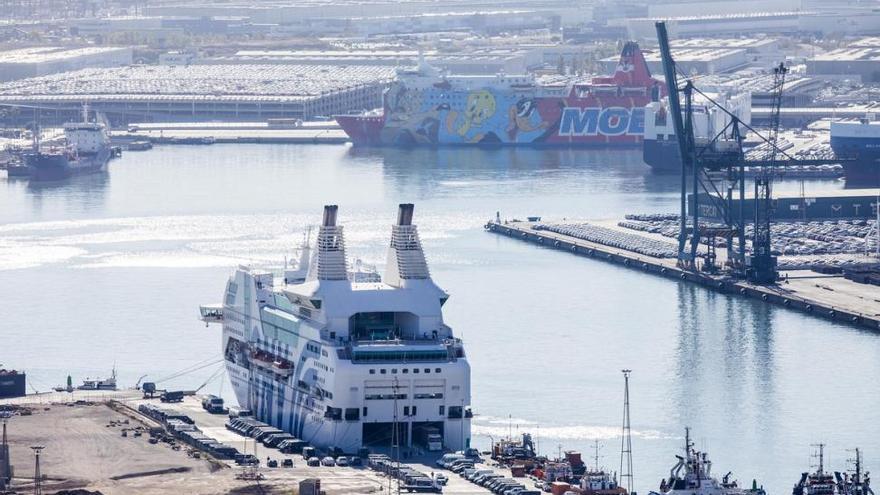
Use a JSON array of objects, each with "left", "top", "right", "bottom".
[{"left": 336, "top": 42, "right": 664, "bottom": 147}]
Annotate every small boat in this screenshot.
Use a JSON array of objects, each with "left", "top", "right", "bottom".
[{"left": 77, "top": 367, "right": 118, "bottom": 391}]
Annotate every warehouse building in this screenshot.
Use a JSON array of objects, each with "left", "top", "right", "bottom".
[
  {"left": 206, "top": 47, "right": 543, "bottom": 74},
  {"left": 0, "top": 64, "right": 394, "bottom": 125},
  {"left": 807, "top": 46, "right": 880, "bottom": 82},
  {"left": 0, "top": 46, "right": 132, "bottom": 82},
  {"left": 600, "top": 47, "right": 748, "bottom": 75}
]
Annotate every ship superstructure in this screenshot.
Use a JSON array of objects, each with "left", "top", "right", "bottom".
[
  {"left": 336, "top": 42, "right": 664, "bottom": 147},
  {"left": 643, "top": 89, "right": 752, "bottom": 172},
  {"left": 202, "top": 204, "right": 471, "bottom": 453}
]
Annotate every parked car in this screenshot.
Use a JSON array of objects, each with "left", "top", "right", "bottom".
[
  {"left": 321, "top": 456, "right": 336, "bottom": 466},
  {"left": 435, "top": 473, "right": 448, "bottom": 485},
  {"left": 336, "top": 456, "right": 350, "bottom": 467},
  {"left": 282, "top": 458, "right": 293, "bottom": 468},
  {"left": 307, "top": 457, "right": 321, "bottom": 467}
]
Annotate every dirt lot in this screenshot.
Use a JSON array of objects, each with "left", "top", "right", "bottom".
[{"left": 1, "top": 399, "right": 387, "bottom": 495}]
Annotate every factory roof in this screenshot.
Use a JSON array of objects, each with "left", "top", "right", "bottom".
[
  {"left": 641, "top": 48, "right": 746, "bottom": 63},
  {"left": 0, "top": 64, "right": 395, "bottom": 100},
  {"left": 811, "top": 47, "right": 880, "bottom": 62},
  {"left": 0, "top": 46, "right": 129, "bottom": 64},
  {"left": 631, "top": 11, "right": 810, "bottom": 22},
  {"left": 209, "top": 47, "right": 531, "bottom": 64},
  {"left": 844, "top": 36, "right": 880, "bottom": 48},
  {"left": 672, "top": 37, "right": 779, "bottom": 51}
]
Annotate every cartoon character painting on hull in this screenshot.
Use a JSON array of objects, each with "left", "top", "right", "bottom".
[{"left": 336, "top": 41, "right": 665, "bottom": 147}]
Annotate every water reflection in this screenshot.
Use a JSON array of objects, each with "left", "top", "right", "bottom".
[{"left": 24, "top": 171, "right": 110, "bottom": 217}]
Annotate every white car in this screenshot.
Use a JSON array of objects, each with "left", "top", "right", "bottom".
[{"left": 321, "top": 456, "right": 336, "bottom": 466}]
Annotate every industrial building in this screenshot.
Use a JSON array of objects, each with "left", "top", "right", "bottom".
[
  {"left": 601, "top": 47, "right": 748, "bottom": 75},
  {"left": 0, "top": 46, "right": 132, "bottom": 82},
  {"left": 206, "top": 47, "right": 542, "bottom": 74},
  {"left": 808, "top": 46, "right": 880, "bottom": 82},
  {"left": 692, "top": 189, "right": 880, "bottom": 222},
  {"left": 0, "top": 64, "right": 394, "bottom": 124}
]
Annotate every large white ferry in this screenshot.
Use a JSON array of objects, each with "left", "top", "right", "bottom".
[{"left": 201, "top": 204, "right": 472, "bottom": 454}]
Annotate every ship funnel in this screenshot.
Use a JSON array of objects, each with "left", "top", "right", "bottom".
[
  {"left": 323, "top": 204, "right": 338, "bottom": 227},
  {"left": 397, "top": 203, "right": 414, "bottom": 226},
  {"left": 384, "top": 203, "right": 430, "bottom": 287},
  {"left": 307, "top": 204, "right": 348, "bottom": 282}
]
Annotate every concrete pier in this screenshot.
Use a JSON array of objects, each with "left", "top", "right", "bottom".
[{"left": 486, "top": 220, "right": 880, "bottom": 331}]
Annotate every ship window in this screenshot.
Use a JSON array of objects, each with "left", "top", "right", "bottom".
[
  {"left": 391, "top": 369, "right": 397, "bottom": 374},
  {"left": 403, "top": 406, "right": 410, "bottom": 416},
  {"left": 424, "top": 368, "right": 430, "bottom": 374},
  {"left": 412, "top": 406, "right": 417, "bottom": 415},
  {"left": 363, "top": 406, "right": 368, "bottom": 417},
  {"left": 380, "top": 369, "right": 387, "bottom": 374},
  {"left": 402, "top": 369, "right": 409, "bottom": 374},
  {"left": 369, "top": 369, "right": 375, "bottom": 374},
  {"left": 435, "top": 368, "right": 441, "bottom": 373},
  {"left": 413, "top": 368, "right": 419, "bottom": 374},
  {"left": 439, "top": 405, "right": 445, "bottom": 415},
  {"left": 345, "top": 408, "right": 360, "bottom": 421}
]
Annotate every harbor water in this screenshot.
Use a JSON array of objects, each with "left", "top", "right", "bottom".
[{"left": 1, "top": 144, "right": 878, "bottom": 494}]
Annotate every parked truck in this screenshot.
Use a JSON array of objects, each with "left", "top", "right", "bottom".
[{"left": 160, "top": 390, "right": 184, "bottom": 403}]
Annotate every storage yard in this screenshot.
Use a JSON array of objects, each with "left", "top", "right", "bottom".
[{"left": 0, "top": 64, "right": 394, "bottom": 125}]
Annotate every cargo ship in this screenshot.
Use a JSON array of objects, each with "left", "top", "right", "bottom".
[
  {"left": 25, "top": 109, "right": 113, "bottom": 182},
  {"left": 336, "top": 42, "right": 664, "bottom": 147},
  {"left": 642, "top": 89, "right": 752, "bottom": 172},
  {"left": 830, "top": 118, "right": 880, "bottom": 183},
  {"left": 0, "top": 368, "right": 26, "bottom": 399},
  {"left": 200, "top": 204, "right": 472, "bottom": 453}
]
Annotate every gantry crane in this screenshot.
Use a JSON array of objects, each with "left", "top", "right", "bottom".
[{"left": 655, "top": 21, "right": 851, "bottom": 283}]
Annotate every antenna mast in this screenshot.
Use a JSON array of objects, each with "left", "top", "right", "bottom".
[
  {"left": 31, "top": 445, "right": 44, "bottom": 495},
  {"left": 620, "top": 369, "right": 634, "bottom": 494}
]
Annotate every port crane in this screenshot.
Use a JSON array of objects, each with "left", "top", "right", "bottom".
[{"left": 655, "top": 22, "right": 851, "bottom": 283}]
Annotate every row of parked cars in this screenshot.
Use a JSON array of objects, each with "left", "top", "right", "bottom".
[
  {"left": 435, "top": 452, "right": 539, "bottom": 495},
  {"left": 226, "top": 415, "right": 367, "bottom": 468},
  {"left": 368, "top": 453, "right": 442, "bottom": 493},
  {"left": 226, "top": 416, "right": 309, "bottom": 454},
  {"left": 139, "top": 403, "right": 249, "bottom": 463}
]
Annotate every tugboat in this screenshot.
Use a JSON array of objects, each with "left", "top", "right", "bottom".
[
  {"left": 793, "top": 445, "right": 874, "bottom": 495},
  {"left": 580, "top": 440, "right": 627, "bottom": 495},
  {"left": 840, "top": 448, "right": 873, "bottom": 495},
  {"left": 650, "top": 428, "right": 766, "bottom": 495}
]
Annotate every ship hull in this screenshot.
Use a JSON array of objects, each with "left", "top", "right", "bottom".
[
  {"left": 27, "top": 148, "right": 111, "bottom": 181},
  {"left": 643, "top": 137, "right": 682, "bottom": 172},
  {"left": 0, "top": 373, "right": 26, "bottom": 399},
  {"left": 341, "top": 99, "right": 649, "bottom": 148},
  {"left": 830, "top": 135, "right": 880, "bottom": 184}
]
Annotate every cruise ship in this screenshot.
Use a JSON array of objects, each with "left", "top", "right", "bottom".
[
  {"left": 336, "top": 42, "right": 664, "bottom": 147},
  {"left": 201, "top": 204, "right": 472, "bottom": 453}
]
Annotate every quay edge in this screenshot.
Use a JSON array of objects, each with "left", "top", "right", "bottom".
[{"left": 485, "top": 220, "right": 880, "bottom": 331}]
